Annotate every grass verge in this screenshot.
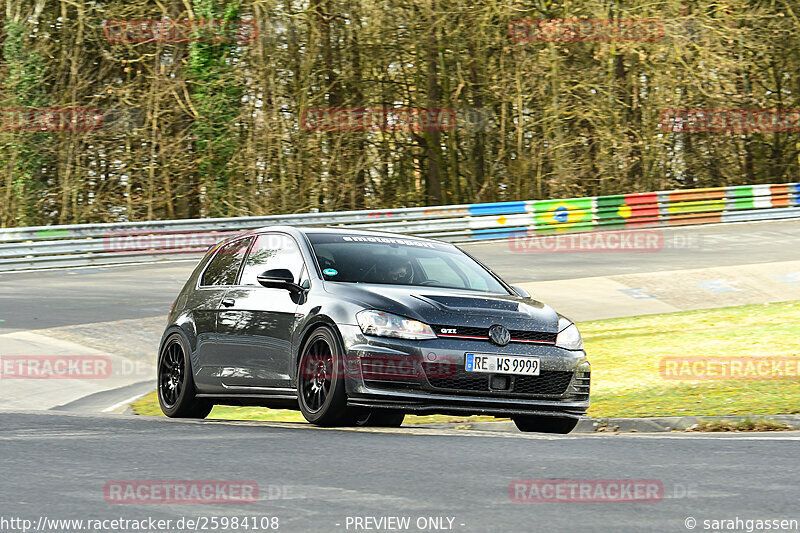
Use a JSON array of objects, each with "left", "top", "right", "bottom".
[
  {"left": 131, "top": 300, "right": 800, "bottom": 425},
  {"left": 585, "top": 300, "right": 800, "bottom": 418}
]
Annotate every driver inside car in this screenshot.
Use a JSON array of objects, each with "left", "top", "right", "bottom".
[{"left": 386, "top": 259, "right": 414, "bottom": 284}]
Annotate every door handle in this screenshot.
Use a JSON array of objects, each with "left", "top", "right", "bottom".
[{"left": 221, "top": 298, "right": 236, "bottom": 308}]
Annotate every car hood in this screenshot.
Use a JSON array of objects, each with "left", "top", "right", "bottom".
[{"left": 323, "top": 282, "right": 560, "bottom": 332}]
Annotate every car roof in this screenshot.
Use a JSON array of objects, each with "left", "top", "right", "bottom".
[{"left": 250, "top": 225, "right": 450, "bottom": 245}]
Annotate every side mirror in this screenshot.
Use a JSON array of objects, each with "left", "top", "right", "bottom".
[
  {"left": 511, "top": 285, "right": 531, "bottom": 298},
  {"left": 257, "top": 269, "right": 303, "bottom": 293}
]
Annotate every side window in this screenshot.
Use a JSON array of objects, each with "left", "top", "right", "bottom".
[
  {"left": 240, "top": 234, "right": 306, "bottom": 286},
  {"left": 200, "top": 237, "right": 253, "bottom": 287}
]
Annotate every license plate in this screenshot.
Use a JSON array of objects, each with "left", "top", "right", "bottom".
[{"left": 464, "top": 353, "right": 540, "bottom": 376}]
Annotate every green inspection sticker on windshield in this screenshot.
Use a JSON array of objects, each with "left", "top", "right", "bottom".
[{"left": 323, "top": 268, "right": 338, "bottom": 276}]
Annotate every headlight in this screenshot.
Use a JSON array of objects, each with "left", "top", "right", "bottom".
[
  {"left": 556, "top": 317, "right": 583, "bottom": 351},
  {"left": 356, "top": 310, "right": 437, "bottom": 340}
]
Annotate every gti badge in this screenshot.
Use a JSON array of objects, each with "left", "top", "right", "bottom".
[{"left": 488, "top": 324, "right": 510, "bottom": 346}]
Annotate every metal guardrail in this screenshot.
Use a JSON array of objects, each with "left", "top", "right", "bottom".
[{"left": 1, "top": 182, "right": 799, "bottom": 271}]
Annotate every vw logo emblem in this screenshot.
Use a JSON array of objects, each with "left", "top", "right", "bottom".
[{"left": 488, "top": 325, "right": 511, "bottom": 346}]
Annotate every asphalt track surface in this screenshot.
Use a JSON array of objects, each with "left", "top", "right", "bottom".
[
  {"left": 1, "top": 411, "right": 799, "bottom": 533},
  {"left": 1, "top": 219, "right": 799, "bottom": 333}
]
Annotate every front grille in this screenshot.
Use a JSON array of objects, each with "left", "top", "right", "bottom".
[
  {"left": 509, "top": 330, "right": 557, "bottom": 343},
  {"left": 424, "top": 363, "right": 574, "bottom": 397},
  {"left": 513, "top": 372, "right": 573, "bottom": 395},
  {"left": 428, "top": 372, "right": 489, "bottom": 391},
  {"left": 432, "top": 325, "right": 556, "bottom": 344}
]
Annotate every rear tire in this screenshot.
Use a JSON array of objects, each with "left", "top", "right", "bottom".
[
  {"left": 297, "top": 326, "right": 352, "bottom": 426},
  {"left": 512, "top": 416, "right": 578, "bottom": 434},
  {"left": 352, "top": 409, "right": 405, "bottom": 427},
  {"left": 158, "top": 332, "right": 213, "bottom": 419}
]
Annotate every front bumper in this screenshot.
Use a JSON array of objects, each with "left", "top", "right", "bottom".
[{"left": 338, "top": 325, "right": 590, "bottom": 418}]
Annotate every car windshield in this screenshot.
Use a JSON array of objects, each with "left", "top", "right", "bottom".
[{"left": 306, "top": 233, "right": 510, "bottom": 294}]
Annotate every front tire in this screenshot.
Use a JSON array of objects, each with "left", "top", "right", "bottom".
[
  {"left": 297, "top": 326, "right": 352, "bottom": 426},
  {"left": 512, "top": 416, "right": 578, "bottom": 434},
  {"left": 158, "top": 332, "right": 213, "bottom": 419}
]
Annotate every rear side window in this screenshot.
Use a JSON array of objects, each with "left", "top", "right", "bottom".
[{"left": 201, "top": 237, "right": 253, "bottom": 286}]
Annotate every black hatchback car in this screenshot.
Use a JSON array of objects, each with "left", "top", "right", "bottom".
[{"left": 158, "top": 227, "right": 590, "bottom": 433}]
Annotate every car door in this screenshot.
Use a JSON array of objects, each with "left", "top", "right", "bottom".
[
  {"left": 191, "top": 236, "right": 254, "bottom": 393},
  {"left": 215, "top": 233, "right": 306, "bottom": 390}
]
